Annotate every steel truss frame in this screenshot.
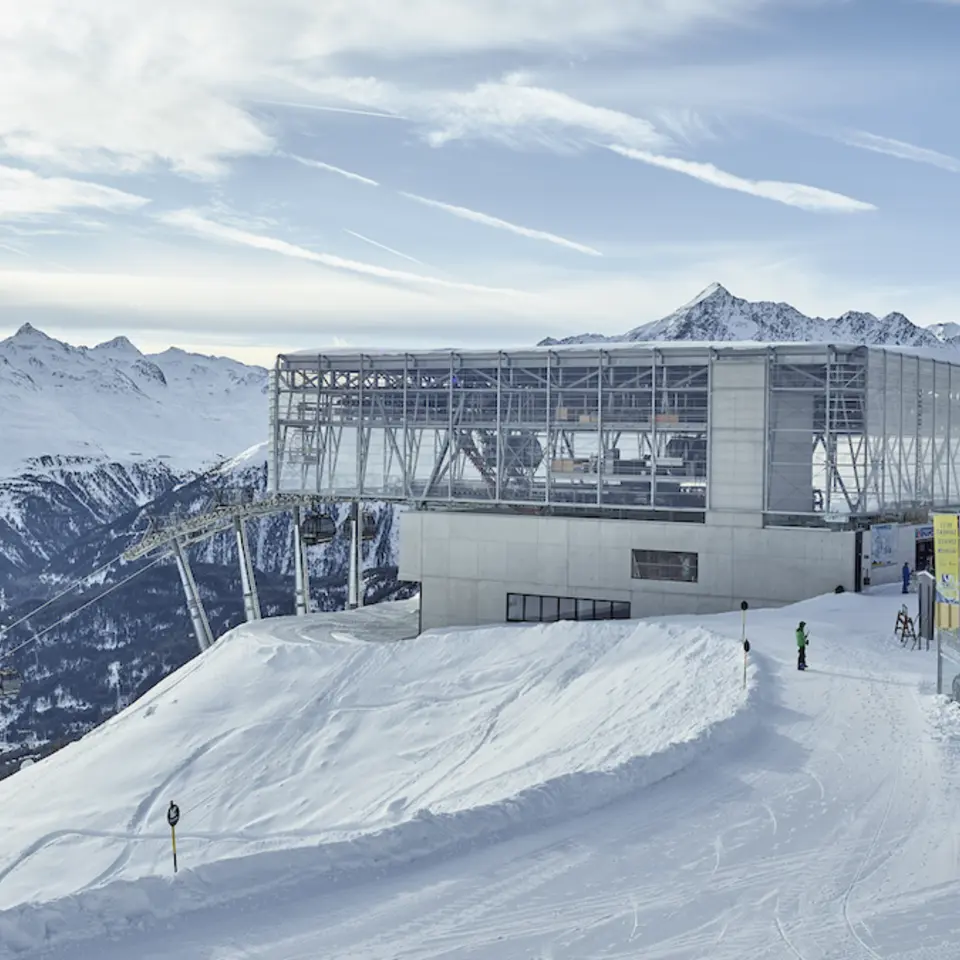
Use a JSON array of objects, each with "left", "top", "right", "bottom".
[
  {"left": 123, "top": 492, "right": 361, "bottom": 653},
  {"left": 272, "top": 343, "right": 960, "bottom": 527},
  {"left": 270, "top": 348, "right": 712, "bottom": 514}
]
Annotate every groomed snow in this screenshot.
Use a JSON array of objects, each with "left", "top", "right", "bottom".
[
  {"left": 2, "top": 588, "right": 959, "bottom": 959},
  {"left": 0, "top": 599, "right": 757, "bottom": 955}
]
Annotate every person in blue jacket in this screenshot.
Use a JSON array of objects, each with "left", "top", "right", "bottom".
[{"left": 902, "top": 561, "right": 911, "bottom": 594}]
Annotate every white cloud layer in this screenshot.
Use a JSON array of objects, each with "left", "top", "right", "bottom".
[
  {"left": 0, "top": 0, "right": 769, "bottom": 177},
  {"left": 0, "top": 165, "right": 148, "bottom": 220},
  {"left": 157, "top": 208, "right": 521, "bottom": 296},
  {"left": 344, "top": 230, "right": 426, "bottom": 266},
  {"left": 284, "top": 73, "right": 672, "bottom": 154},
  {"left": 284, "top": 153, "right": 380, "bottom": 186},
  {"left": 837, "top": 130, "right": 960, "bottom": 173},
  {"left": 607, "top": 145, "right": 876, "bottom": 212},
  {"left": 400, "top": 191, "right": 602, "bottom": 256}
]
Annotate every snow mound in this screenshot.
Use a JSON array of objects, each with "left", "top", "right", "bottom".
[{"left": 0, "top": 601, "right": 757, "bottom": 954}]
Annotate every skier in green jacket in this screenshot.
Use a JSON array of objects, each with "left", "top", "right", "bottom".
[{"left": 796, "top": 621, "right": 809, "bottom": 671}]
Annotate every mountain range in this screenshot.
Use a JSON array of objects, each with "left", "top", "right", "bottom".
[
  {"left": 0, "top": 323, "right": 268, "bottom": 477},
  {"left": 540, "top": 282, "right": 959, "bottom": 350},
  {"left": 0, "top": 281, "right": 952, "bottom": 767}
]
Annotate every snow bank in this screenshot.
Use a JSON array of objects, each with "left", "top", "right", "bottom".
[{"left": 0, "top": 601, "right": 758, "bottom": 955}]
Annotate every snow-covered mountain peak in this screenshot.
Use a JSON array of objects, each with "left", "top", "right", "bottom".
[
  {"left": 542, "top": 284, "right": 953, "bottom": 351},
  {"left": 5, "top": 322, "right": 73, "bottom": 352},
  {"left": 0, "top": 323, "right": 270, "bottom": 477},
  {"left": 682, "top": 281, "right": 730, "bottom": 308},
  {"left": 90, "top": 335, "right": 143, "bottom": 359}
]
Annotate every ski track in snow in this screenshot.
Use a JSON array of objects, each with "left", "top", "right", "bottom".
[{"left": 1, "top": 589, "right": 960, "bottom": 958}]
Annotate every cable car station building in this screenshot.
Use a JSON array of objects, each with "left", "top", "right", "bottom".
[{"left": 268, "top": 342, "right": 960, "bottom": 631}]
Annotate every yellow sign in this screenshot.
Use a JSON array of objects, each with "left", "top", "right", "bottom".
[{"left": 933, "top": 514, "right": 960, "bottom": 629}]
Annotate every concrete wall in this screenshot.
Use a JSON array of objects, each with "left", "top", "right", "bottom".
[
  {"left": 708, "top": 356, "right": 766, "bottom": 516},
  {"left": 767, "top": 391, "right": 815, "bottom": 514},
  {"left": 400, "top": 511, "right": 857, "bottom": 631}
]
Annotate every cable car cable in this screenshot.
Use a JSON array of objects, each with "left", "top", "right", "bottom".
[
  {"left": 0, "top": 551, "right": 131, "bottom": 648},
  {"left": 0, "top": 555, "right": 166, "bottom": 663}
]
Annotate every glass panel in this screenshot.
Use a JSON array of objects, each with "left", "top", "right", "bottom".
[
  {"left": 558, "top": 597, "right": 577, "bottom": 620},
  {"left": 594, "top": 600, "right": 612, "bottom": 620},
  {"left": 507, "top": 593, "right": 523, "bottom": 621},
  {"left": 523, "top": 595, "right": 541, "bottom": 621},
  {"left": 576, "top": 599, "right": 595, "bottom": 620},
  {"left": 631, "top": 549, "right": 698, "bottom": 582},
  {"left": 612, "top": 601, "right": 631, "bottom": 619},
  {"left": 541, "top": 596, "right": 559, "bottom": 622}
]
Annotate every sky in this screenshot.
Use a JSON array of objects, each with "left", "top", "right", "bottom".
[{"left": 0, "top": 0, "right": 958, "bottom": 367}]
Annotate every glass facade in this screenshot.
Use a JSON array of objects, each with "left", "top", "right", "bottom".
[
  {"left": 271, "top": 344, "right": 960, "bottom": 525},
  {"left": 270, "top": 347, "right": 710, "bottom": 515},
  {"left": 631, "top": 549, "right": 699, "bottom": 582},
  {"left": 506, "top": 592, "right": 631, "bottom": 623}
]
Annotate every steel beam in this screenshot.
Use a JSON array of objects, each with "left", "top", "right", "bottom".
[
  {"left": 233, "top": 516, "right": 262, "bottom": 621},
  {"left": 292, "top": 506, "right": 311, "bottom": 616},
  {"left": 172, "top": 537, "right": 214, "bottom": 652}
]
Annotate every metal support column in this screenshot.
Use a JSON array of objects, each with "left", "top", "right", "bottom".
[
  {"left": 347, "top": 501, "right": 361, "bottom": 609},
  {"left": 292, "top": 505, "right": 310, "bottom": 616},
  {"left": 172, "top": 537, "right": 214, "bottom": 652},
  {"left": 233, "top": 515, "right": 262, "bottom": 622}
]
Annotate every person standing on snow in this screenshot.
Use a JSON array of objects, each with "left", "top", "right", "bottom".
[
  {"left": 902, "top": 561, "right": 911, "bottom": 594},
  {"left": 796, "top": 621, "right": 809, "bottom": 671}
]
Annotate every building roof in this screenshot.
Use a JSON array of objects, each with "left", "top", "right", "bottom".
[{"left": 277, "top": 340, "right": 960, "bottom": 368}]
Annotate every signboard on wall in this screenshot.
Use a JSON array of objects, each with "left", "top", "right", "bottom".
[
  {"left": 916, "top": 524, "right": 934, "bottom": 541},
  {"left": 933, "top": 514, "right": 960, "bottom": 629},
  {"left": 870, "top": 523, "right": 896, "bottom": 568}
]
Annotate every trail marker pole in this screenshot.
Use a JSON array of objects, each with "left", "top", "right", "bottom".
[
  {"left": 740, "top": 601, "right": 749, "bottom": 690},
  {"left": 167, "top": 801, "right": 180, "bottom": 874}
]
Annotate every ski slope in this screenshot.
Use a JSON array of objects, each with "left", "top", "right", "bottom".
[{"left": 1, "top": 589, "right": 959, "bottom": 958}]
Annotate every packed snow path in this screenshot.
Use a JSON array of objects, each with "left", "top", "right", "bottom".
[{"left": 14, "top": 591, "right": 960, "bottom": 959}]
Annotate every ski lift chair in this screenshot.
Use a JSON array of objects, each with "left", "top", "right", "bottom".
[
  {"left": 302, "top": 514, "right": 337, "bottom": 546},
  {"left": 0, "top": 668, "right": 22, "bottom": 699},
  {"left": 361, "top": 512, "right": 378, "bottom": 541}
]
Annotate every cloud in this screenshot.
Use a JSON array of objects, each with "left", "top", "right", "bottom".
[
  {"left": 287, "top": 72, "right": 672, "bottom": 154},
  {"left": 344, "top": 230, "right": 425, "bottom": 266},
  {"left": 284, "top": 153, "right": 379, "bottom": 186},
  {"left": 6, "top": 247, "right": 958, "bottom": 365},
  {"left": 400, "top": 191, "right": 602, "bottom": 256},
  {"left": 157, "top": 208, "right": 520, "bottom": 295},
  {"left": 607, "top": 145, "right": 876, "bottom": 212},
  {"left": 0, "top": 0, "right": 769, "bottom": 178},
  {"left": 837, "top": 130, "right": 960, "bottom": 173},
  {"left": 0, "top": 165, "right": 149, "bottom": 220}
]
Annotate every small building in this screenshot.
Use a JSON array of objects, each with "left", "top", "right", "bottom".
[{"left": 268, "top": 342, "right": 960, "bottom": 630}]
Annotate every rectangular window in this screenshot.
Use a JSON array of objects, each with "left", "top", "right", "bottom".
[
  {"left": 558, "top": 597, "right": 577, "bottom": 620},
  {"left": 523, "top": 595, "right": 541, "bottom": 621},
  {"left": 507, "top": 593, "right": 630, "bottom": 623},
  {"left": 541, "top": 596, "right": 560, "bottom": 622},
  {"left": 631, "top": 549, "right": 698, "bottom": 582}
]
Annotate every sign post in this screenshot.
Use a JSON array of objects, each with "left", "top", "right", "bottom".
[
  {"left": 167, "top": 801, "right": 180, "bottom": 874},
  {"left": 933, "top": 515, "right": 960, "bottom": 696},
  {"left": 741, "top": 601, "right": 749, "bottom": 690}
]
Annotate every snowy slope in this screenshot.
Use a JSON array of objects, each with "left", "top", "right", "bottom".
[
  {"left": 0, "top": 447, "right": 411, "bottom": 758},
  {"left": 541, "top": 282, "right": 957, "bottom": 351},
  {"left": 2, "top": 588, "right": 958, "bottom": 959},
  {"left": 0, "top": 601, "right": 755, "bottom": 952},
  {"left": 0, "top": 325, "right": 268, "bottom": 477}
]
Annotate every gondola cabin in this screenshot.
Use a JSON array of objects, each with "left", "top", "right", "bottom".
[
  {"left": 361, "top": 513, "right": 377, "bottom": 540},
  {"left": 302, "top": 514, "right": 337, "bottom": 546},
  {"left": 0, "top": 668, "right": 22, "bottom": 699}
]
